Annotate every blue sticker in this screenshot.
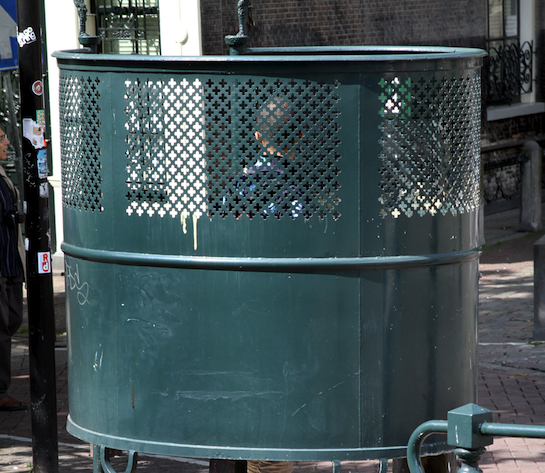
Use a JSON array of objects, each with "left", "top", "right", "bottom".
[{"left": 37, "top": 149, "right": 48, "bottom": 178}]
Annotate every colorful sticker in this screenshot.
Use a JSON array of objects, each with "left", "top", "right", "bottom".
[
  {"left": 38, "top": 251, "right": 51, "bottom": 274},
  {"left": 36, "top": 110, "right": 45, "bottom": 126},
  {"left": 37, "top": 149, "right": 48, "bottom": 178}
]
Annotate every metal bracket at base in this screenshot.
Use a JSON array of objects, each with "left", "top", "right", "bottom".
[{"left": 93, "top": 444, "right": 138, "bottom": 473}]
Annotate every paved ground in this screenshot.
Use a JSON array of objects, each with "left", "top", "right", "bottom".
[{"left": 1, "top": 207, "right": 545, "bottom": 472}]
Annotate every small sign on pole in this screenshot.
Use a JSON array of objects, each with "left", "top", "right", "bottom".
[{"left": 37, "top": 251, "right": 51, "bottom": 274}]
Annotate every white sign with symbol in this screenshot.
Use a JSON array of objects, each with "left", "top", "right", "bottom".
[{"left": 38, "top": 251, "right": 51, "bottom": 274}]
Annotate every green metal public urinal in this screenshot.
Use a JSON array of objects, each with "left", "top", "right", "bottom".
[{"left": 56, "top": 45, "right": 485, "bottom": 463}]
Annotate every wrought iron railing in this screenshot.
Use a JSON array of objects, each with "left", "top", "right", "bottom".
[
  {"left": 483, "top": 153, "right": 528, "bottom": 203},
  {"left": 486, "top": 41, "right": 533, "bottom": 105}
]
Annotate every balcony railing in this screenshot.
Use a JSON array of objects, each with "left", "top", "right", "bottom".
[
  {"left": 92, "top": 0, "right": 160, "bottom": 55},
  {"left": 486, "top": 41, "right": 533, "bottom": 105}
]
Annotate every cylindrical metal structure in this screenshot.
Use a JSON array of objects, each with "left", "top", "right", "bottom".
[{"left": 55, "top": 46, "right": 485, "bottom": 461}]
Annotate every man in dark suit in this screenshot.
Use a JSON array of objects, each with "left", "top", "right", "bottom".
[{"left": 0, "top": 128, "right": 26, "bottom": 411}]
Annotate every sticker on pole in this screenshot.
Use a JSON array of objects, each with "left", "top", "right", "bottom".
[
  {"left": 37, "top": 149, "right": 48, "bottom": 178},
  {"left": 38, "top": 251, "right": 51, "bottom": 274},
  {"left": 32, "top": 80, "right": 43, "bottom": 96}
]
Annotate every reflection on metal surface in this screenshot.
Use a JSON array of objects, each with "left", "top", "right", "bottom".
[{"left": 378, "top": 74, "right": 481, "bottom": 218}]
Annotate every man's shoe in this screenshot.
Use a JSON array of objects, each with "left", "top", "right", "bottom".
[{"left": 0, "top": 396, "right": 27, "bottom": 411}]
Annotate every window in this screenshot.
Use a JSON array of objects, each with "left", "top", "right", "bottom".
[
  {"left": 93, "top": 0, "right": 161, "bottom": 55},
  {"left": 486, "top": 0, "right": 532, "bottom": 105}
]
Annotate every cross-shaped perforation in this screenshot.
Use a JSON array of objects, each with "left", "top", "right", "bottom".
[
  {"left": 378, "top": 73, "right": 480, "bottom": 219},
  {"left": 123, "top": 76, "right": 342, "bottom": 222},
  {"left": 60, "top": 75, "right": 103, "bottom": 212}
]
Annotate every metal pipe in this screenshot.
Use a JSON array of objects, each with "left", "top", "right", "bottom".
[
  {"left": 406, "top": 421, "right": 448, "bottom": 473},
  {"left": 480, "top": 422, "right": 545, "bottom": 439}
]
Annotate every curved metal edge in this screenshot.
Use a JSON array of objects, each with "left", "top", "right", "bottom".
[
  {"left": 61, "top": 242, "right": 481, "bottom": 272},
  {"left": 406, "top": 421, "right": 448, "bottom": 473},
  {"left": 52, "top": 45, "right": 486, "bottom": 63},
  {"left": 52, "top": 53, "right": 484, "bottom": 77},
  {"left": 51, "top": 47, "right": 485, "bottom": 79},
  {"left": 67, "top": 416, "right": 453, "bottom": 462}
]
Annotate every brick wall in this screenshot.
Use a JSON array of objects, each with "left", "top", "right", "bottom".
[{"left": 201, "top": 0, "right": 487, "bottom": 55}]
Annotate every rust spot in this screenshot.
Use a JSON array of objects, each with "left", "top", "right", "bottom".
[{"left": 132, "top": 389, "right": 135, "bottom": 409}]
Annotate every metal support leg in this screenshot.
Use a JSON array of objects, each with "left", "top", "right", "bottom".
[
  {"left": 92, "top": 445, "right": 103, "bottom": 473},
  {"left": 332, "top": 460, "right": 341, "bottom": 473},
  {"left": 99, "top": 446, "right": 138, "bottom": 473}
]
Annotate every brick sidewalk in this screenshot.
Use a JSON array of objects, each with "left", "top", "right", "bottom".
[{"left": 479, "top": 368, "right": 545, "bottom": 473}]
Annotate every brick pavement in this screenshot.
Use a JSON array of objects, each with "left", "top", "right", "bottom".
[
  {"left": 2, "top": 215, "right": 545, "bottom": 472},
  {"left": 476, "top": 229, "right": 545, "bottom": 473}
]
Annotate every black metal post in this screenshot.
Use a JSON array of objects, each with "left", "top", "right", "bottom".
[{"left": 15, "top": 1, "right": 59, "bottom": 472}]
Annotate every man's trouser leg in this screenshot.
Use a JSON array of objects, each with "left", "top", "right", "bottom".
[
  {"left": 247, "top": 461, "right": 293, "bottom": 473},
  {"left": 0, "top": 275, "right": 23, "bottom": 398}
]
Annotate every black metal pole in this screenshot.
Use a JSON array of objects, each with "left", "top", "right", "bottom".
[{"left": 15, "top": 1, "right": 59, "bottom": 472}]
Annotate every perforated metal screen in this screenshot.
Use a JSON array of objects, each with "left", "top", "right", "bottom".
[
  {"left": 123, "top": 76, "right": 342, "bottom": 221},
  {"left": 59, "top": 75, "right": 103, "bottom": 212},
  {"left": 59, "top": 68, "right": 480, "bottom": 222},
  {"left": 378, "top": 74, "right": 481, "bottom": 218}
]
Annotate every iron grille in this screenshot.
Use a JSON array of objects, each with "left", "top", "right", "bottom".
[
  {"left": 486, "top": 41, "right": 533, "bottom": 105},
  {"left": 93, "top": 0, "right": 160, "bottom": 55},
  {"left": 486, "top": 0, "right": 533, "bottom": 104}
]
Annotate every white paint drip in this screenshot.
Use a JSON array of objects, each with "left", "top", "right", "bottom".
[{"left": 193, "top": 213, "right": 198, "bottom": 250}]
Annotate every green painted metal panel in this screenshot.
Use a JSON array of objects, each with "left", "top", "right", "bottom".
[{"left": 57, "top": 45, "right": 484, "bottom": 461}]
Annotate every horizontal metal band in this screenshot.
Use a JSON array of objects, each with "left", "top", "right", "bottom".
[
  {"left": 61, "top": 242, "right": 480, "bottom": 273},
  {"left": 67, "top": 416, "right": 451, "bottom": 462}
]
